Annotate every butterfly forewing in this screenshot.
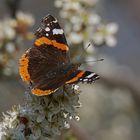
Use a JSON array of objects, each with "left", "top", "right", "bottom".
[{"left": 34, "top": 14, "right": 70, "bottom": 64}]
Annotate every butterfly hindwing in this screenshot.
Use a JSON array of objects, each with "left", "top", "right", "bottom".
[
  {"left": 66, "top": 70, "right": 100, "bottom": 84},
  {"left": 31, "top": 67, "right": 99, "bottom": 96}
]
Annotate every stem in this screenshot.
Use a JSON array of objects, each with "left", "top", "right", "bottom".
[{"left": 5, "top": 0, "right": 21, "bottom": 18}]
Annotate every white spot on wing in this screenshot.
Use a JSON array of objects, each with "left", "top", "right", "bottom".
[
  {"left": 46, "top": 33, "right": 49, "bottom": 36},
  {"left": 96, "top": 76, "right": 100, "bottom": 79},
  {"left": 53, "top": 20, "right": 58, "bottom": 23},
  {"left": 45, "top": 27, "right": 50, "bottom": 31},
  {"left": 52, "top": 29, "right": 64, "bottom": 35},
  {"left": 83, "top": 79, "right": 88, "bottom": 82},
  {"left": 86, "top": 73, "right": 95, "bottom": 78}
]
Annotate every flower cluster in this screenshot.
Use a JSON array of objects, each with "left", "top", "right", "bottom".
[
  {"left": 0, "top": 11, "right": 34, "bottom": 76},
  {"left": 0, "top": 85, "right": 81, "bottom": 139},
  {"left": 55, "top": 0, "right": 118, "bottom": 46},
  {"left": 54, "top": 0, "right": 118, "bottom": 62}
]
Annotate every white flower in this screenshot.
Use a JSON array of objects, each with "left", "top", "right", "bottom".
[
  {"left": 0, "top": 18, "right": 17, "bottom": 41},
  {"left": 93, "top": 23, "right": 118, "bottom": 47},
  {"left": 6, "top": 42, "right": 15, "bottom": 53},
  {"left": 106, "top": 35, "right": 117, "bottom": 47},
  {"left": 106, "top": 23, "right": 119, "bottom": 34},
  {"left": 88, "top": 13, "right": 101, "bottom": 25},
  {"left": 3, "top": 68, "right": 12, "bottom": 76},
  {"left": 4, "top": 26, "right": 16, "bottom": 40},
  {"left": 70, "top": 16, "right": 82, "bottom": 24},
  {"left": 60, "top": 10, "right": 70, "bottom": 18},
  {"left": 63, "top": 2, "right": 81, "bottom": 11},
  {"left": 54, "top": 0, "right": 118, "bottom": 48},
  {"left": 36, "top": 115, "right": 45, "bottom": 123},
  {"left": 54, "top": 0, "right": 63, "bottom": 7},
  {"left": 73, "top": 24, "right": 82, "bottom": 32},
  {"left": 16, "top": 11, "right": 35, "bottom": 26},
  {"left": 73, "top": 85, "right": 80, "bottom": 91},
  {"left": 63, "top": 113, "right": 68, "bottom": 118},
  {"left": 75, "top": 116, "right": 80, "bottom": 121},
  {"left": 2, "top": 19, "right": 16, "bottom": 40},
  {"left": 93, "top": 32, "right": 104, "bottom": 45},
  {"left": 64, "top": 122, "right": 70, "bottom": 129},
  {"left": 68, "top": 32, "right": 83, "bottom": 44},
  {"left": 80, "top": 0, "right": 98, "bottom": 6},
  {"left": 69, "top": 116, "right": 73, "bottom": 120},
  {"left": 0, "top": 85, "right": 81, "bottom": 139},
  {"left": 0, "top": 124, "right": 6, "bottom": 140}
]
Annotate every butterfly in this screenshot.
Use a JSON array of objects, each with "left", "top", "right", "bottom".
[{"left": 19, "top": 14, "right": 100, "bottom": 96}]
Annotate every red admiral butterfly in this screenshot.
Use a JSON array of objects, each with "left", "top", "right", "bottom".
[{"left": 19, "top": 14, "right": 100, "bottom": 96}]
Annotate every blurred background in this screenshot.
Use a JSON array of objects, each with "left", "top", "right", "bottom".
[{"left": 0, "top": 0, "right": 140, "bottom": 140}]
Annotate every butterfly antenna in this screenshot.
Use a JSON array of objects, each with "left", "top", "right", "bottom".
[
  {"left": 74, "top": 42, "right": 92, "bottom": 63},
  {"left": 79, "top": 42, "right": 91, "bottom": 58},
  {"left": 85, "top": 43, "right": 91, "bottom": 50},
  {"left": 81, "top": 58, "right": 104, "bottom": 64}
]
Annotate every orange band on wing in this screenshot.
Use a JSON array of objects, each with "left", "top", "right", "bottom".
[
  {"left": 19, "top": 54, "right": 30, "bottom": 82},
  {"left": 34, "top": 37, "right": 69, "bottom": 51},
  {"left": 66, "top": 71, "right": 85, "bottom": 84},
  {"left": 32, "top": 88, "right": 58, "bottom": 96}
]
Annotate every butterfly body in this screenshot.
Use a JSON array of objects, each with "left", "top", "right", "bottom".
[{"left": 19, "top": 14, "right": 99, "bottom": 96}]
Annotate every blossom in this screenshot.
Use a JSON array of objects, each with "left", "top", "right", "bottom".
[
  {"left": 68, "top": 32, "right": 83, "bottom": 44},
  {"left": 0, "top": 11, "right": 34, "bottom": 76},
  {"left": 15, "top": 11, "right": 35, "bottom": 39},
  {"left": 54, "top": 0, "right": 118, "bottom": 48},
  {"left": 0, "top": 18, "right": 16, "bottom": 40},
  {"left": 0, "top": 85, "right": 81, "bottom": 139},
  {"left": 93, "top": 23, "right": 119, "bottom": 47},
  {"left": 16, "top": 11, "right": 35, "bottom": 27},
  {"left": 5, "top": 42, "right": 15, "bottom": 53}
]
